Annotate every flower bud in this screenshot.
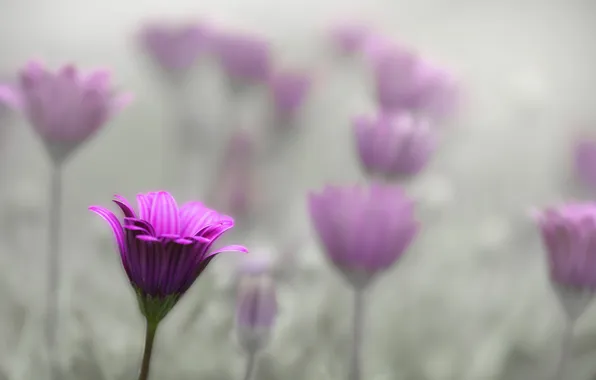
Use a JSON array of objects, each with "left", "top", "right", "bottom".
[{"left": 235, "top": 273, "right": 278, "bottom": 353}]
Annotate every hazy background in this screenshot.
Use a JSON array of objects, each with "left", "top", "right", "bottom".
[{"left": 1, "top": 0, "right": 596, "bottom": 379}]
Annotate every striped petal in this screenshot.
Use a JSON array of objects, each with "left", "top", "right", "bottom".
[
  {"left": 113, "top": 194, "right": 136, "bottom": 218},
  {"left": 179, "top": 202, "right": 219, "bottom": 236},
  {"left": 88, "top": 206, "right": 125, "bottom": 255},
  {"left": 123, "top": 217, "right": 155, "bottom": 235},
  {"left": 205, "top": 244, "right": 248, "bottom": 259},
  {"left": 149, "top": 191, "right": 180, "bottom": 236},
  {"left": 163, "top": 239, "right": 204, "bottom": 295},
  {"left": 124, "top": 225, "right": 153, "bottom": 290},
  {"left": 136, "top": 193, "right": 152, "bottom": 220}
]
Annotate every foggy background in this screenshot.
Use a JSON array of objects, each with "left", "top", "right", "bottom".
[{"left": 1, "top": 0, "right": 596, "bottom": 379}]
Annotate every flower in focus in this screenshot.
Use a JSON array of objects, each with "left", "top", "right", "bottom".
[
  {"left": 212, "top": 31, "right": 273, "bottom": 84},
  {"left": 89, "top": 191, "right": 248, "bottom": 324},
  {"left": 535, "top": 204, "right": 596, "bottom": 291},
  {"left": 354, "top": 111, "right": 436, "bottom": 180},
  {"left": 139, "top": 22, "right": 211, "bottom": 74},
  {"left": 574, "top": 135, "right": 596, "bottom": 189},
  {"left": 235, "top": 254, "right": 278, "bottom": 353},
  {"left": 308, "top": 184, "right": 419, "bottom": 288},
  {"left": 328, "top": 21, "right": 371, "bottom": 55},
  {"left": 267, "top": 70, "right": 312, "bottom": 123},
  {"left": 0, "top": 61, "right": 132, "bottom": 163}
]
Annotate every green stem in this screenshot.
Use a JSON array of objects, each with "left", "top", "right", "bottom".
[{"left": 138, "top": 321, "right": 159, "bottom": 380}]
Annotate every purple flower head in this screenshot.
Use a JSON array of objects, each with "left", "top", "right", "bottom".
[
  {"left": 354, "top": 111, "right": 437, "bottom": 180},
  {"left": 212, "top": 30, "right": 273, "bottom": 84},
  {"left": 574, "top": 135, "right": 596, "bottom": 189},
  {"left": 308, "top": 184, "right": 419, "bottom": 288},
  {"left": 411, "top": 60, "right": 460, "bottom": 121},
  {"left": 535, "top": 203, "right": 596, "bottom": 291},
  {"left": 139, "top": 21, "right": 211, "bottom": 73},
  {"left": 328, "top": 21, "right": 372, "bottom": 55},
  {"left": 360, "top": 32, "right": 404, "bottom": 67},
  {"left": 372, "top": 47, "right": 429, "bottom": 112},
  {"left": 268, "top": 70, "right": 312, "bottom": 121},
  {"left": 235, "top": 270, "right": 278, "bottom": 353},
  {"left": 214, "top": 130, "right": 257, "bottom": 219},
  {"left": 0, "top": 61, "right": 132, "bottom": 163},
  {"left": 89, "top": 191, "right": 248, "bottom": 323},
  {"left": 372, "top": 48, "right": 457, "bottom": 119}
]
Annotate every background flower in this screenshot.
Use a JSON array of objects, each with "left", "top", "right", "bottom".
[
  {"left": 353, "top": 111, "right": 437, "bottom": 180},
  {"left": 0, "top": 61, "right": 132, "bottom": 162},
  {"left": 139, "top": 22, "right": 212, "bottom": 73},
  {"left": 308, "top": 184, "right": 419, "bottom": 288}
]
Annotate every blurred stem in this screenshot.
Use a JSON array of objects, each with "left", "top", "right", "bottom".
[
  {"left": 45, "top": 162, "right": 63, "bottom": 380},
  {"left": 242, "top": 351, "right": 257, "bottom": 380},
  {"left": 138, "top": 321, "right": 159, "bottom": 380},
  {"left": 349, "top": 288, "right": 365, "bottom": 380},
  {"left": 552, "top": 320, "right": 573, "bottom": 380}
]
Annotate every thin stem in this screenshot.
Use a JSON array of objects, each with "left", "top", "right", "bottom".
[
  {"left": 349, "top": 288, "right": 365, "bottom": 380},
  {"left": 241, "top": 352, "right": 257, "bottom": 380},
  {"left": 45, "top": 163, "right": 63, "bottom": 380},
  {"left": 552, "top": 320, "right": 573, "bottom": 380},
  {"left": 138, "top": 321, "right": 159, "bottom": 380}
]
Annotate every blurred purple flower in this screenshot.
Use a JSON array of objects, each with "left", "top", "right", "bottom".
[
  {"left": 212, "top": 31, "right": 273, "bottom": 84},
  {"left": 414, "top": 60, "right": 460, "bottom": 121},
  {"left": 0, "top": 61, "right": 132, "bottom": 163},
  {"left": 235, "top": 258, "right": 278, "bottom": 353},
  {"left": 574, "top": 135, "right": 596, "bottom": 189},
  {"left": 372, "top": 48, "right": 458, "bottom": 120},
  {"left": 329, "top": 21, "right": 371, "bottom": 55},
  {"left": 535, "top": 203, "right": 596, "bottom": 290},
  {"left": 308, "top": 184, "right": 419, "bottom": 288},
  {"left": 213, "top": 130, "right": 257, "bottom": 220},
  {"left": 354, "top": 111, "right": 436, "bottom": 180},
  {"left": 268, "top": 70, "right": 312, "bottom": 122},
  {"left": 360, "top": 32, "right": 403, "bottom": 66},
  {"left": 89, "top": 191, "right": 248, "bottom": 323},
  {"left": 139, "top": 22, "right": 211, "bottom": 73}
]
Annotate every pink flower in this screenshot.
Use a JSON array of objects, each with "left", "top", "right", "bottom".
[
  {"left": 267, "top": 70, "right": 312, "bottom": 122},
  {"left": 90, "top": 191, "right": 248, "bottom": 322},
  {"left": 535, "top": 203, "right": 596, "bottom": 290},
  {"left": 329, "top": 21, "right": 372, "bottom": 55},
  {"left": 353, "top": 111, "right": 437, "bottom": 180},
  {"left": 0, "top": 61, "right": 132, "bottom": 163},
  {"left": 308, "top": 183, "right": 419, "bottom": 288},
  {"left": 139, "top": 22, "right": 212, "bottom": 73},
  {"left": 212, "top": 31, "right": 273, "bottom": 83}
]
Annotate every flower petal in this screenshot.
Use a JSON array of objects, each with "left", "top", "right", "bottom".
[
  {"left": 123, "top": 217, "right": 155, "bottom": 235},
  {"left": 20, "top": 60, "right": 46, "bottom": 89},
  {"left": 136, "top": 193, "right": 152, "bottom": 220},
  {"left": 0, "top": 85, "right": 23, "bottom": 109},
  {"left": 149, "top": 191, "right": 180, "bottom": 236},
  {"left": 205, "top": 244, "right": 248, "bottom": 259},
  {"left": 88, "top": 205, "right": 126, "bottom": 258},
  {"left": 179, "top": 202, "right": 220, "bottom": 236},
  {"left": 113, "top": 194, "right": 136, "bottom": 218},
  {"left": 124, "top": 225, "right": 153, "bottom": 290},
  {"left": 161, "top": 238, "right": 199, "bottom": 295}
]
